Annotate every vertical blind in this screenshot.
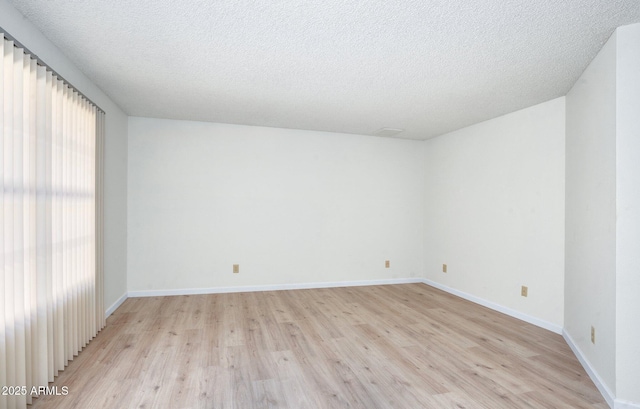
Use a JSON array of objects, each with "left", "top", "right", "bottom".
[{"left": 1, "top": 34, "right": 105, "bottom": 409}]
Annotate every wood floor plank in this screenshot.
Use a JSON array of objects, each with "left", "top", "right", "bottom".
[{"left": 29, "top": 283, "right": 607, "bottom": 408}]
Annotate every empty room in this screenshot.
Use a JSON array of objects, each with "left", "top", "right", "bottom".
[{"left": 1, "top": 0, "right": 639, "bottom": 408}]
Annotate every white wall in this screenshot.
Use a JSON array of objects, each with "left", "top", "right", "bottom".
[
  {"left": 103, "top": 113, "right": 128, "bottom": 311},
  {"left": 0, "top": 0, "right": 128, "bottom": 311},
  {"left": 422, "top": 97, "right": 566, "bottom": 328},
  {"left": 127, "top": 118, "right": 424, "bottom": 292},
  {"left": 615, "top": 23, "right": 640, "bottom": 405},
  {"left": 565, "top": 33, "right": 618, "bottom": 396}
]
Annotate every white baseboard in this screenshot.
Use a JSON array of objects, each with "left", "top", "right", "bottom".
[
  {"left": 105, "top": 292, "right": 128, "bottom": 317},
  {"left": 128, "top": 277, "right": 561, "bottom": 334},
  {"left": 127, "top": 277, "right": 424, "bottom": 298},
  {"left": 562, "top": 329, "right": 616, "bottom": 408},
  {"left": 616, "top": 401, "right": 640, "bottom": 409},
  {"left": 421, "top": 278, "right": 563, "bottom": 334}
]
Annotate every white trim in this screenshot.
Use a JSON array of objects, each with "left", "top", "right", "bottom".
[
  {"left": 421, "top": 278, "right": 563, "bottom": 334},
  {"left": 615, "top": 400, "right": 640, "bottom": 409},
  {"left": 127, "top": 278, "right": 562, "bottom": 333},
  {"left": 105, "top": 292, "right": 128, "bottom": 317},
  {"left": 562, "top": 329, "right": 616, "bottom": 408},
  {"left": 562, "top": 333, "right": 640, "bottom": 408},
  {"left": 127, "top": 277, "right": 424, "bottom": 298}
]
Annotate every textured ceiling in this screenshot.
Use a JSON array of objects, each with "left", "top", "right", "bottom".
[{"left": 11, "top": 0, "right": 640, "bottom": 140}]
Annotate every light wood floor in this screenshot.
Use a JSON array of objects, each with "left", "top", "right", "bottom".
[{"left": 30, "top": 284, "right": 606, "bottom": 408}]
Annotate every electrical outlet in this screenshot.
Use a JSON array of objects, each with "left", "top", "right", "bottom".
[
  {"left": 442, "top": 264, "right": 447, "bottom": 273},
  {"left": 521, "top": 286, "right": 528, "bottom": 297},
  {"left": 591, "top": 326, "right": 595, "bottom": 344},
  {"left": 385, "top": 260, "right": 390, "bottom": 268},
  {"left": 233, "top": 264, "right": 239, "bottom": 274}
]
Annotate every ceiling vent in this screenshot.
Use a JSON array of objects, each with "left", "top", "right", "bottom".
[{"left": 373, "top": 128, "right": 404, "bottom": 138}]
